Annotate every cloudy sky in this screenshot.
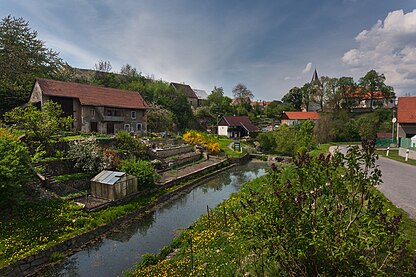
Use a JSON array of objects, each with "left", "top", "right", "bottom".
[{"left": 2, "top": 0, "right": 416, "bottom": 100}]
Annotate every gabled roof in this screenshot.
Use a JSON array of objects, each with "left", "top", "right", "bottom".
[
  {"left": 35, "top": 79, "right": 148, "bottom": 109},
  {"left": 171, "top": 82, "right": 198, "bottom": 99},
  {"left": 397, "top": 96, "right": 416, "bottom": 123},
  {"left": 194, "top": 89, "right": 208, "bottom": 100},
  {"left": 281, "top": 111, "right": 320, "bottom": 120},
  {"left": 219, "top": 116, "right": 257, "bottom": 132}
]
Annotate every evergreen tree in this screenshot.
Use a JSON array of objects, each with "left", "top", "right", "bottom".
[{"left": 0, "top": 15, "right": 65, "bottom": 114}]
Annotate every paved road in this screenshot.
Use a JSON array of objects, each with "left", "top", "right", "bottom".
[{"left": 330, "top": 146, "right": 416, "bottom": 218}]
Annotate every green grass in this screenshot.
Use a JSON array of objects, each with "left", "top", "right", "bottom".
[
  {"left": 218, "top": 138, "right": 246, "bottom": 158},
  {"left": 309, "top": 141, "right": 361, "bottom": 158},
  {"left": 53, "top": 172, "right": 94, "bottom": 183},
  {"left": 0, "top": 184, "right": 180, "bottom": 266},
  {"left": 376, "top": 149, "right": 416, "bottom": 166}
]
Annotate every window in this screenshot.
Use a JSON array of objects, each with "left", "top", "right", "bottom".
[
  {"left": 131, "top": 111, "right": 136, "bottom": 119},
  {"left": 124, "top": 124, "right": 130, "bottom": 132},
  {"left": 136, "top": 123, "right": 142, "bottom": 132},
  {"left": 90, "top": 108, "right": 95, "bottom": 116}
]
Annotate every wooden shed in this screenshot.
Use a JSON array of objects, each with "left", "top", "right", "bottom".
[{"left": 90, "top": 170, "right": 138, "bottom": 200}]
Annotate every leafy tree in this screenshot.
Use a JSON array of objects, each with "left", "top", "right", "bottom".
[
  {"left": 256, "top": 132, "right": 277, "bottom": 153},
  {"left": 0, "top": 15, "right": 65, "bottom": 114},
  {"left": 275, "top": 124, "right": 297, "bottom": 155},
  {"left": 121, "top": 158, "right": 159, "bottom": 190},
  {"left": 337, "top": 77, "right": 357, "bottom": 111},
  {"left": 265, "top": 102, "right": 293, "bottom": 119},
  {"left": 282, "top": 87, "right": 303, "bottom": 111},
  {"left": 0, "top": 128, "right": 32, "bottom": 209},
  {"left": 147, "top": 104, "right": 176, "bottom": 133},
  {"left": 143, "top": 80, "right": 198, "bottom": 130},
  {"left": 4, "top": 101, "right": 73, "bottom": 150},
  {"left": 294, "top": 120, "right": 316, "bottom": 153},
  {"left": 194, "top": 106, "right": 215, "bottom": 129},
  {"left": 232, "top": 83, "right": 254, "bottom": 99},
  {"left": 206, "top": 86, "right": 232, "bottom": 118},
  {"left": 358, "top": 69, "right": 395, "bottom": 110}
]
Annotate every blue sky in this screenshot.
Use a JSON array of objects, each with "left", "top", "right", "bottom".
[{"left": 2, "top": 0, "right": 416, "bottom": 100}]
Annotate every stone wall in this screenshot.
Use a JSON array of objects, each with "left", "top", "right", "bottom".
[
  {"left": 41, "top": 159, "right": 79, "bottom": 176},
  {"left": 399, "top": 147, "right": 416, "bottom": 160},
  {"left": 150, "top": 145, "right": 194, "bottom": 159}
]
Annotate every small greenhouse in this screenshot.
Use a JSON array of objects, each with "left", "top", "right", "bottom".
[{"left": 91, "top": 170, "right": 138, "bottom": 200}]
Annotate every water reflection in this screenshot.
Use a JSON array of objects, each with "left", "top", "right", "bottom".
[{"left": 45, "top": 161, "right": 267, "bottom": 277}]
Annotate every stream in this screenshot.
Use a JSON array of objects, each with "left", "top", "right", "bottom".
[{"left": 45, "top": 161, "right": 268, "bottom": 277}]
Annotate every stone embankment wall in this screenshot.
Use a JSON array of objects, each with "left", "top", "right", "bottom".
[
  {"left": 150, "top": 145, "right": 194, "bottom": 159},
  {"left": 40, "top": 159, "right": 79, "bottom": 176}
]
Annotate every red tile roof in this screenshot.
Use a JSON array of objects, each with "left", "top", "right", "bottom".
[
  {"left": 397, "top": 96, "right": 416, "bottom": 123},
  {"left": 36, "top": 79, "right": 148, "bottom": 109},
  {"left": 171, "top": 82, "right": 198, "bottom": 99},
  {"left": 281, "top": 112, "right": 320, "bottom": 120},
  {"left": 220, "top": 116, "right": 258, "bottom": 132},
  {"left": 348, "top": 88, "right": 391, "bottom": 100}
]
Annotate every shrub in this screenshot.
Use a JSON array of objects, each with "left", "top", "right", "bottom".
[
  {"left": 67, "top": 138, "right": 111, "bottom": 173},
  {"left": 115, "top": 131, "right": 146, "bottom": 156},
  {"left": 236, "top": 140, "right": 410, "bottom": 275},
  {"left": 0, "top": 128, "right": 32, "bottom": 209},
  {"left": 121, "top": 158, "right": 159, "bottom": 190}
]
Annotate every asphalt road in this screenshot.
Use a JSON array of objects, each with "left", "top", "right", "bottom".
[{"left": 330, "top": 146, "right": 416, "bottom": 218}]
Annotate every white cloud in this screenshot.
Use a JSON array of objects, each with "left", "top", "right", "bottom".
[
  {"left": 302, "top": 62, "right": 313, "bottom": 73},
  {"left": 342, "top": 9, "right": 416, "bottom": 95}
]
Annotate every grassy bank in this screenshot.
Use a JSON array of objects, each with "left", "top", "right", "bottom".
[{"left": 129, "top": 173, "right": 416, "bottom": 276}]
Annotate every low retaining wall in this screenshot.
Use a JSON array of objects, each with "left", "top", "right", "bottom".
[
  {"left": 40, "top": 159, "right": 79, "bottom": 176},
  {"left": 398, "top": 147, "right": 416, "bottom": 160},
  {"left": 150, "top": 145, "right": 194, "bottom": 159},
  {"left": 46, "top": 179, "right": 90, "bottom": 197}
]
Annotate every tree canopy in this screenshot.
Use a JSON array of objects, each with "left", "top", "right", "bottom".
[
  {"left": 4, "top": 101, "right": 73, "bottom": 149},
  {"left": 232, "top": 83, "right": 254, "bottom": 99},
  {"left": 358, "top": 69, "right": 395, "bottom": 109},
  {"left": 0, "top": 15, "right": 65, "bottom": 114}
]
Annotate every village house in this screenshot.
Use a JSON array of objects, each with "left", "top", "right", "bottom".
[
  {"left": 280, "top": 111, "right": 320, "bottom": 126},
  {"left": 171, "top": 82, "right": 199, "bottom": 109},
  {"left": 29, "top": 79, "right": 148, "bottom": 134},
  {"left": 397, "top": 96, "right": 416, "bottom": 141},
  {"left": 347, "top": 89, "right": 395, "bottom": 111},
  {"left": 217, "top": 116, "right": 257, "bottom": 138},
  {"left": 194, "top": 89, "right": 208, "bottom": 107}
]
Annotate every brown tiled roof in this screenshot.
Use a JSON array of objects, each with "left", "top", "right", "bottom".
[
  {"left": 397, "top": 96, "right": 416, "bottom": 123},
  {"left": 171, "top": 82, "right": 198, "bottom": 99},
  {"left": 219, "top": 116, "right": 258, "bottom": 132},
  {"left": 36, "top": 79, "right": 148, "bottom": 109},
  {"left": 281, "top": 112, "right": 320, "bottom": 120}
]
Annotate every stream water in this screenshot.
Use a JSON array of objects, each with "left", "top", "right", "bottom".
[{"left": 45, "top": 161, "right": 268, "bottom": 277}]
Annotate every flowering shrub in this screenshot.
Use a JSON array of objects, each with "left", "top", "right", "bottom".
[
  {"left": 67, "top": 138, "right": 111, "bottom": 173},
  {"left": 183, "top": 130, "right": 220, "bottom": 153}
]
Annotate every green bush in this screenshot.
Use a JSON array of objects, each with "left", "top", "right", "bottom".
[
  {"left": 0, "top": 128, "right": 32, "bottom": 209},
  {"left": 115, "top": 131, "right": 146, "bottom": 156},
  {"left": 121, "top": 158, "right": 159, "bottom": 190}
]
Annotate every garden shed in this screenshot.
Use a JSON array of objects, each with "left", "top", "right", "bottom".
[{"left": 90, "top": 170, "right": 138, "bottom": 200}]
